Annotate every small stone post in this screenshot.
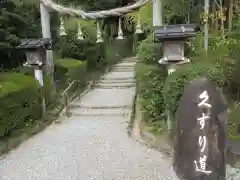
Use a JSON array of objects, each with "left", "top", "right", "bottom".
[{"left": 34, "top": 67, "right": 46, "bottom": 116}]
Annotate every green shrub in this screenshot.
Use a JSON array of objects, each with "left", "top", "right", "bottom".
[
  {"left": 85, "top": 43, "right": 105, "bottom": 71},
  {"left": 112, "top": 34, "right": 135, "bottom": 58},
  {"left": 86, "top": 43, "right": 122, "bottom": 71},
  {"left": 58, "top": 32, "right": 86, "bottom": 60},
  {"left": 135, "top": 33, "right": 167, "bottom": 130},
  {"left": 0, "top": 72, "right": 41, "bottom": 137},
  {"left": 228, "top": 102, "right": 240, "bottom": 140},
  {"left": 187, "top": 33, "right": 230, "bottom": 62},
  {"left": 57, "top": 58, "right": 85, "bottom": 68},
  {"left": 103, "top": 44, "right": 122, "bottom": 67},
  {"left": 55, "top": 58, "right": 87, "bottom": 90},
  {"left": 137, "top": 34, "right": 162, "bottom": 64},
  {"left": 188, "top": 35, "right": 240, "bottom": 101},
  {"left": 163, "top": 62, "right": 225, "bottom": 114},
  {"left": 136, "top": 62, "right": 167, "bottom": 125}
]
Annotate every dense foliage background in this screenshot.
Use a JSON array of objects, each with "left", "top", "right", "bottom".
[{"left": 1, "top": 0, "right": 240, "bottom": 143}]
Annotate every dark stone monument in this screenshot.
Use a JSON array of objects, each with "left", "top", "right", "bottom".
[{"left": 173, "top": 78, "right": 227, "bottom": 180}]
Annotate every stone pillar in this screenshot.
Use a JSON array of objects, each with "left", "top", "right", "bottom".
[
  {"left": 40, "top": 3, "right": 55, "bottom": 91},
  {"left": 152, "top": 0, "right": 163, "bottom": 26}
]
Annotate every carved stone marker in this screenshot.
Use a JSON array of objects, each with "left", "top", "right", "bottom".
[{"left": 173, "top": 78, "right": 227, "bottom": 180}]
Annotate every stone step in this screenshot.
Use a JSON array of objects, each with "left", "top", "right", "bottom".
[
  {"left": 121, "top": 60, "right": 138, "bottom": 63},
  {"left": 114, "top": 66, "right": 135, "bottom": 68},
  {"left": 100, "top": 77, "right": 135, "bottom": 81},
  {"left": 94, "top": 84, "right": 135, "bottom": 89},
  {"left": 114, "top": 65, "right": 135, "bottom": 67},
  {"left": 69, "top": 104, "right": 132, "bottom": 109},
  {"left": 97, "top": 82, "right": 135, "bottom": 85},
  {"left": 96, "top": 83, "right": 134, "bottom": 87},
  {"left": 113, "top": 69, "right": 135, "bottom": 72},
  {"left": 98, "top": 80, "right": 135, "bottom": 84},
  {"left": 114, "top": 65, "right": 135, "bottom": 68},
  {"left": 71, "top": 113, "right": 129, "bottom": 117},
  {"left": 70, "top": 105, "right": 132, "bottom": 117}
]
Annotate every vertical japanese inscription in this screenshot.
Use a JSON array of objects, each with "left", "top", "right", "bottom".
[
  {"left": 174, "top": 78, "right": 227, "bottom": 180},
  {"left": 194, "top": 90, "right": 212, "bottom": 174}
]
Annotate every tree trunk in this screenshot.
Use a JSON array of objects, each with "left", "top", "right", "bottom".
[
  {"left": 204, "top": 0, "right": 209, "bottom": 52},
  {"left": 228, "top": 0, "right": 233, "bottom": 33},
  {"left": 219, "top": 0, "right": 225, "bottom": 37},
  {"left": 212, "top": 0, "right": 217, "bottom": 30}
]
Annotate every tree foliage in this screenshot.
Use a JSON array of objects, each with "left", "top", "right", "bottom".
[{"left": 0, "top": 0, "right": 28, "bottom": 69}]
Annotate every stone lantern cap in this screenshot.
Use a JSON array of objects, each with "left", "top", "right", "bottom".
[
  {"left": 16, "top": 38, "right": 51, "bottom": 67},
  {"left": 154, "top": 24, "right": 199, "bottom": 42},
  {"left": 16, "top": 38, "right": 51, "bottom": 50}
]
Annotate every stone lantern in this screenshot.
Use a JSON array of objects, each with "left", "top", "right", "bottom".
[
  {"left": 154, "top": 24, "right": 198, "bottom": 71},
  {"left": 154, "top": 24, "right": 199, "bottom": 131},
  {"left": 16, "top": 38, "right": 52, "bottom": 116}
]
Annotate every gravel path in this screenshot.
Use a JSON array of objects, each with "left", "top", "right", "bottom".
[{"left": 0, "top": 57, "right": 179, "bottom": 180}]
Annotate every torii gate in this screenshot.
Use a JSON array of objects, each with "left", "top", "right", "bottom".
[
  {"left": 37, "top": 2, "right": 227, "bottom": 180},
  {"left": 39, "top": 0, "right": 163, "bottom": 87}
]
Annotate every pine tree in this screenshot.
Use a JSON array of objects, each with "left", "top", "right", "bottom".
[{"left": 0, "top": 0, "right": 27, "bottom": 69}]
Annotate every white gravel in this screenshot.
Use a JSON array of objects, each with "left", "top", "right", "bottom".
[{"left": 0, "top": 57, "right": 239, "bottom": 180}]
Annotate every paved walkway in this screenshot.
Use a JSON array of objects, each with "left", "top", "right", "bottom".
[{"left": 0, "top": 57, "right": 178, "bottom": 180}]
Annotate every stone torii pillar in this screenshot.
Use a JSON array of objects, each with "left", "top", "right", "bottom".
[
  {"left": 152, "top": 0, "right": 163, "bottom": 26},
  {"left": 40, "top": 2, "right": 55, "bottom": 91}
]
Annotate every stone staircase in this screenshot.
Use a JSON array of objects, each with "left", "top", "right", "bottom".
[{"left": 66, "top": 57, "right": 137, "bottom": 118}]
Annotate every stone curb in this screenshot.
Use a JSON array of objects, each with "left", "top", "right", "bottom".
[
  {"left": 129, "top": 93, "right": 174, "bottom": 158},
  {"left": 127, "top": 77, "right": 137, "bottom": 135},
  {"left": 139, "top": 130, "right": 174, "bottom": 157}
]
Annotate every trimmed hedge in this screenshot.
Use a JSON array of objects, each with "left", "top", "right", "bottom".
[
  {"left": 55, "top": 58, "right": 87, "bottom": 90},
  {"left": 14, "top": 66, "right": 57, "bottom": 108},
  {"left": 112, "top": 34, "right": 135, "bottom": 58},
  {"left": 103, "top": 44, "right": 122, "bottom": 67},
  {"left": 0, "top": 73, "right": 41, "bottom": 137}
]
